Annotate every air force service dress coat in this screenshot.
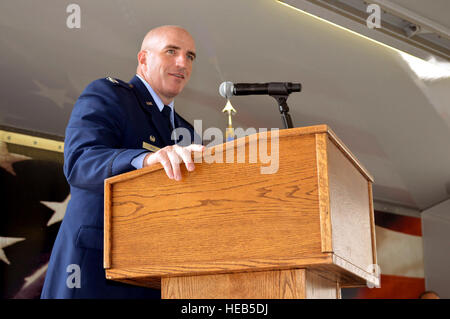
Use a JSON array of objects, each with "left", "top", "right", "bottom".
[{"left": 41, "top": 75, "right": 196, "bottom": 298}]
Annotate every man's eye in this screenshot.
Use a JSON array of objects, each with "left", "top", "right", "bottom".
[
  {"left": 167, "top": 49, "right": 176, "bottom": 54},
  {"left": 187, "top": 54, "right": 195, "bottom": 61}
]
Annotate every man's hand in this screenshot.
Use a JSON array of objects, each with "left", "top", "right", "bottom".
[{"left": 143, "top": 144, "right": 205, "bottom": 181}]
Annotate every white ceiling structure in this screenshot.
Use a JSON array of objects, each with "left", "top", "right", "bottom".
[
  {"left": 385, "top": 0, "right": 450, "bottom": 29},
  {"left": 1, "top": 0, "right": 449, "bottom": 215}
]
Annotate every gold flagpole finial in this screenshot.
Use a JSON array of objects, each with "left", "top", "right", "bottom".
[{"left": 222, "top": 99, "right": 237, "bottom": 141}]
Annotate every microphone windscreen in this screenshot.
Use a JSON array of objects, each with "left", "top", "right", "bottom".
[{"left": 219, "top": 81, "right": 234, "bottom": 99}]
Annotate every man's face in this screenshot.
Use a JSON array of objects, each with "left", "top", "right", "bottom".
[{"left": 142, "top": 29, "right": 196, "bottom": 103}]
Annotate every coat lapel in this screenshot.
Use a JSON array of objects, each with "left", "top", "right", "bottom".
[{"left": 129, "top": 75, "right": 174, "bottom": 146}]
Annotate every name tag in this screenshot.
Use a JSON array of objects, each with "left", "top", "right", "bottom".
[{"left": 142, "top": 141, "right": 160, "bottom": 153}]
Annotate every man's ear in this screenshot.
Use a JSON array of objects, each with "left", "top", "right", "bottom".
[{"left": 137, "top": 50, "right": 148, "bottom": 68}]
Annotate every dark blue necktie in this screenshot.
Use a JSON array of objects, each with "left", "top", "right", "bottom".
[
  {"left": 161, "top": 105, "right": 174, "bottom": 131},
  {"left": 162, "top": 105, "right": 176, "bottom": 144}
]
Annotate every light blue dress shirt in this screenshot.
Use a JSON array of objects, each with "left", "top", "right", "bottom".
[{"left": 131, "top": 74, "right": 175, "bottom": 169}]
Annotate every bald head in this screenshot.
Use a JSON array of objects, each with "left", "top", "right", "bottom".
[
  {"left": 140, "top": 25, "right": 194, "bottom": 51},
  {"left": 136, "top": 25, "right": 196, "bottom": 105}
]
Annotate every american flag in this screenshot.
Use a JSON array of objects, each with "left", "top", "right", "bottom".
[
  {"left": 342, "top": 210, "right": 426, "bottom": 299},
  {"left": 0, "top": 133, "right": 69, "bottom": 299}
]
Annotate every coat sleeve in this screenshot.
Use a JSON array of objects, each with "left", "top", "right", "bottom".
[{"left": 63, "top": 79, "right": 147, "bottom": 193}]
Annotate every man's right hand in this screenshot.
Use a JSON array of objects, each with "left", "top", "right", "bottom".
[{"left": 143, "top": 144, "right": 205, "bottom": 181}]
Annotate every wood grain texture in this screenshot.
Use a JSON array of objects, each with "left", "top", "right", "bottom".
[
  {"left": 104, "top": 182, "right": 111, "bottom": 269},
  {"left": 305, "top": 271, "right": 337, "bottom": 299},
  {"left": 336, "top": 282, "right": 342, "bottom": 299},
  {"left": 161, "top": 269, "right": 308, "bottom": 299},
  {"left": 105, "top": 254, "right": 378, "bottom": 290},
  {"left": 108, "top": 134, "right": 322, "bottom": 269},
  {"left": 104, "top": 125, "right": 373, "bottom": 185},
  {"left": 315, "top": 133, "right": 333, "bottom": 253},
  {"left": 104, "top": 125, "right": 377, "bottom": 291},
  {"left": 105, "top": 254, "right": 333, "bottom": 289}
]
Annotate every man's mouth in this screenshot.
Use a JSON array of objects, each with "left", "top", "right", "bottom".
[{"left": 168, "top": 73, "right": 185, "bottom": 79}]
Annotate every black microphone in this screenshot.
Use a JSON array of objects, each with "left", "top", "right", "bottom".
[{"left": 219, "top": 81, "right": 301, "bottom": 98}]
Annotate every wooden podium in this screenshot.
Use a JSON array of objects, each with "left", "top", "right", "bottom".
[{"left": 104, "top": 125, "right": 379, "bottom": 299}]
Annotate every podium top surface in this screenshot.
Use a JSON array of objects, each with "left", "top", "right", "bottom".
[{"left": 105, "top": 124, "right": 373, "bottom": 185}]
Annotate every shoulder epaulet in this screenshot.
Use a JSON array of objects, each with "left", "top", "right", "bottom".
[{"left": 105, "top": 76, "right": 133, "bottom": 89}]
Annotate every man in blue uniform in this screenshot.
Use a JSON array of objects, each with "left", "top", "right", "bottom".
[{"left": 41, "top": 25, "right": 204, "bottom": 298}]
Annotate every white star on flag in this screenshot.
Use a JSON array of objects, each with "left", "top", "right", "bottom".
[
  {"left": 0, "top": 237, "right": 26, "bottom": 265},
  {"left": 41, "top": 194, "right": 71, "bottom": 226},
  {"left": 21, "top": 262, "right": 49, "bottom": 289},
  {"left": 0, "top": 141, "right": 31, "bottom": 176}
]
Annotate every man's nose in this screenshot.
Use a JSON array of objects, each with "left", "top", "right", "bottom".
[{"left": 175, "top": 53, "right": 188, "bottom": 68}]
